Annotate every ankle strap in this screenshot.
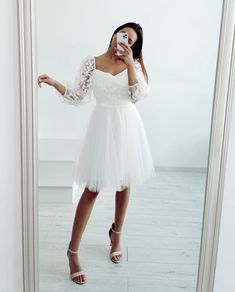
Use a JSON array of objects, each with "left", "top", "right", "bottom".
[
  {"left": 68, "top": 241, "right": 79, "bottom": 254},
  {"left": 111, "top": 228, "right": 122, "bottom": 234},
  {"left": 111, "top": 222, "right": 122, "bottom": 234},
  {"left": 68, "top": 247, "right": 79, "bottom": 254}
]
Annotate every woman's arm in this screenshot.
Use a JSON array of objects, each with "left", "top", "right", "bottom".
[
  {"left": 54, "top": 56, "right": 95, "bottom": 106},
  {"left": 127, "top": 60, "right": 150, "bottom": 103},
  {"left": 54, "top": 81, "right": 66, "bottom": 96},
  {"left": 127, "top": 61, "right": 138, "bottom": 86},
  {"left": 116, "top": 42, "right": 150, "bottom": 103},
  {"left": 37, "top": 74, "right": 61, "bottom": 90},
  {"left": 37, "top": 56, "right": 95, "bottom": 106}
]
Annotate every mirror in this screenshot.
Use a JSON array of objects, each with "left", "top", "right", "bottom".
[{"left": 36, "top": 0, "right": 224, "bottom": 291}]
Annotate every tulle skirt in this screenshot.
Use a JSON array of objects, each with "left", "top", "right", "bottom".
[{"left": 72, "top": 102, "right": 156, "bottom": 193}]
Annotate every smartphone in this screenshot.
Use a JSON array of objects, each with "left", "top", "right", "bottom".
[{"left": 117, "top": 32, "right": 128, "bottom": 56}]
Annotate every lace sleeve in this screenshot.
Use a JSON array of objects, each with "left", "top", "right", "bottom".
[
  {"left": 128, "top": 60, "right": 150, "bottom": 103},
  {"left": 54, "top": 55, "right": 95, "bottom": 106}
]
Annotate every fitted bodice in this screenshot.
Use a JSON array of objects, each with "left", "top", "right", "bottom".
[
  {"left": 92, "top": 68, "right": 131, "bottom": 106},
  {"left": 55, "top": 55, "right": 150, "bottom": 107}
]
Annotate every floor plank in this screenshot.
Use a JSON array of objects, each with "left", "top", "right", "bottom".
[{"left": 39, "top": 170, "right": 206, "bottom": 292}]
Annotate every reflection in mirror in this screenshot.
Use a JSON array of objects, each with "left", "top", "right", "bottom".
[{"left": 36, "top": 0, "right": 223, "bottom": 291}]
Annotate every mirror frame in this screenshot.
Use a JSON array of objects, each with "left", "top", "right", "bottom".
[{"left": 17, "top": 0, "right": 235, "bottom": 291}]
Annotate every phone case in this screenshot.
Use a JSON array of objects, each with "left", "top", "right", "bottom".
[{"left": 117, "top": 32, "right": 128, "bottom": 56}]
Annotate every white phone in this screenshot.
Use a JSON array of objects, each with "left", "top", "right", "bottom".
[{"left": 117, "top": 32, "right": 128, "bottom": 56}]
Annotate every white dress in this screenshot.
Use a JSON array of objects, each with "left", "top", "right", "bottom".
[{"left": 55, "top": 55, "right": 156, "bottom": 192}]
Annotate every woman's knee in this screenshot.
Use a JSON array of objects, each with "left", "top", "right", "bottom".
[
  {"left": 117, "top": 185, "right": 130, "bottom": 192},
  {"left": 84, "top": 187, "right": 99, "bottom": 201}
]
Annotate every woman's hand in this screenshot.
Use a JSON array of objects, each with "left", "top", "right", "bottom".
[
  {"left": 37, "top": 74, "right": 57, "bottom": 88},
  {"left": 115, "top": 42, "right": 134, "bottom": 67}
]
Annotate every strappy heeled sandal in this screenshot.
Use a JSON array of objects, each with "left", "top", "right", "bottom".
[
  {"left": 66, "top": 241, "right": 86, "bottom": 284},
  {"left": 108, "top": 222, "right": 122, "bottom": 264}
]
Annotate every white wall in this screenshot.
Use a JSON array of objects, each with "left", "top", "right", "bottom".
[
  {"left": 36, "top": 0, "right": 223, "bottom": 168},
  {"left": 0, "top": 0, "right": 24, "bottom": 292}
]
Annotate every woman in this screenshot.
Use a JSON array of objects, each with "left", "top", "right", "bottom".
[{"left": 37, "top": 22, "right": 156, "bottom": 285}]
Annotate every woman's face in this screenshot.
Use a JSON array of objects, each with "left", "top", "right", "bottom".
[{"left": 111, "top": 27, "right": 138, "bottom": 49}]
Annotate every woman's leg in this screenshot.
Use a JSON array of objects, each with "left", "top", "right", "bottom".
[
  {"left": 68, "top": 187, "right": 99, "bottom": 283},
  {"left": 110, "top": 185, "right": 131, "bottom": 262}
]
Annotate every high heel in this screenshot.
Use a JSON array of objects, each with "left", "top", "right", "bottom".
[
  {"left": 66, "top": 241, "right": 86, "bottom": 284},
  {"left": 108, "top": 222, "right": 122, "bottom": 264}
]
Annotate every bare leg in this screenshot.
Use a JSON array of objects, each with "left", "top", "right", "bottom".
[
  {"left": 68, "top": 187, "right": 99, "bottom": 284},
  {"left": 110, "top": 185, "right": 131, "bottom": 262}
]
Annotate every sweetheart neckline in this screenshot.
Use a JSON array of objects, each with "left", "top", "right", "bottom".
[
  {"left": 94, "top": 68, "right": 127, "bottom": 77},
  {"left": 93, "top": 56, "right": 127, "bottom": 77}
]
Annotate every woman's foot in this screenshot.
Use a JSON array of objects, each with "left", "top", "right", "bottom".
[
  {"left": 67, "top": 242, "right": 86, "bottom": 284},
  {"left": 109, "top": 223, "right": 122, "bottom": 263}
]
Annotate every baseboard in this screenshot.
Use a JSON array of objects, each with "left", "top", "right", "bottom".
[{"left": 38, "top": 186, "right": 73, "bottom": 203}]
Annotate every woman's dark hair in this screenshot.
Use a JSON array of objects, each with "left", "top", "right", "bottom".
[{"left": 108, "top": 22, "right": 149, "bottom": 83}]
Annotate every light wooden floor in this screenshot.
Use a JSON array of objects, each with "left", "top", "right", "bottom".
[{"left": 39, "top": 170, "right": 206, "bottom": 292}]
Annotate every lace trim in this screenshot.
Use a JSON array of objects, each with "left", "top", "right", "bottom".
[
  {"left": 128, "top": 61, "right": 150, "bottom": 103},
  {"left": 55, "top": 56, "right": 95, "bottom": 106}
]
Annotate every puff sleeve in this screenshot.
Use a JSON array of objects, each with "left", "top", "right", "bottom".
[
  {"left": 54, "top": 55, "right": 95, "bottom": 106},
  {"left": 128, "top": 60, "right": 150, "bottom": 103}
]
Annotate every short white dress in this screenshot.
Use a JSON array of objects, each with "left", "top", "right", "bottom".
[{"left": 55, "top": 55, "right": 156, "bottom": 192}]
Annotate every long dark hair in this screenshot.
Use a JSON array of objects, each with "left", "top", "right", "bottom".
[{"left": 108, "top": 22, "right": 149, "bottom": 83}]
